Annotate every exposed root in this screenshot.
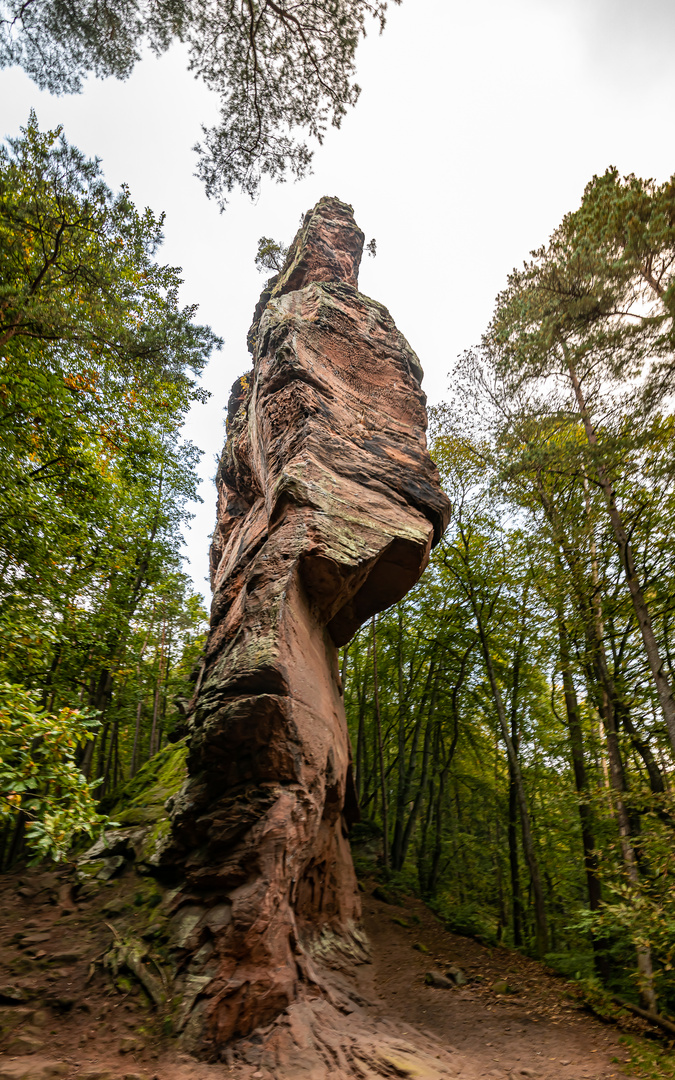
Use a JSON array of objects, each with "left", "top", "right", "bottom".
[
  {"left": 102, "top": 922, "right": 167, "bottom": 1008},
  {"left": 221, "top": 992, "right": 460, "bottom": 1079}
]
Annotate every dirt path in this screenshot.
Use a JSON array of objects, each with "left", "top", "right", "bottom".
[
  {"left": 0, "top": 867, "right": 647, "bottom": 1079},
  {"left": 361, "top": 890, "right": 629, "bottom": 1080}
]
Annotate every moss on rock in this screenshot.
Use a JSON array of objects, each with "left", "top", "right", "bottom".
[{"left": 106, "top": 741, "right": 188, "bottom": 828}]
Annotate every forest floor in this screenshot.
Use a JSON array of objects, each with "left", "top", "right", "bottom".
[
  {"left": 0, "top": 865, "right": 667, "bottom": 1080},
  {"left": 361, "top": 889, "right": 643, "bottom": 1080}
]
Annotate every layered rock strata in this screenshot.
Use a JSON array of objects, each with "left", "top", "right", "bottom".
[{"left": 165, "top": 197, "right": 450, "bottom": 1056}]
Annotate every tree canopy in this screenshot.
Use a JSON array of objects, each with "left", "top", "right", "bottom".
[
  {"left": 341, "top": 166, "right": 675, "bottom": 1019},
  {"left": 0, "top": 115, "right": 214, "bottom": 862},
  {"left": 0, "top": 0, "right": 399, "bottom": 206}
]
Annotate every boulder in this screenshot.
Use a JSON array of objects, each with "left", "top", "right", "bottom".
[
  {"left": 446, "top": 965, "right": 468, "bottom": 986},
  {"left": 424, "top": 972, "right": 456, "bottom": 990},
  {"left": 5, "top": 1032, "right": 44, "bottom": 1054},
  {"left": 0, "top": 1061, "right": 68, "bottom": 1080},
  {"left": 0, "top": 985, "right": 29, "bottom": 1004}
]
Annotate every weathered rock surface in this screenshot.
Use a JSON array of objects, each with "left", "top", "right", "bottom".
[{"left": 163, "top": 196, "right": 450, "bottom": 1058}]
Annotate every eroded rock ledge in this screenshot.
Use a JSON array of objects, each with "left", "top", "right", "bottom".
[{"left": 161, "top": 196, "right": 450, "bottom": 1058}]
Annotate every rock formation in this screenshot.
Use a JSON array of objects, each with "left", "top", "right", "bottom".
[{"left": 164, "top": 197, "right": 451, "bottom": 1060}]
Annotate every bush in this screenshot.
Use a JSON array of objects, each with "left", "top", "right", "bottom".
[{"left": 0, "top": 680, "right": 109, "bottom": 861}]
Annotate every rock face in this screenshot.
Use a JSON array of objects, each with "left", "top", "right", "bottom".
[{"left": 165, "top": 196, "right": 450, "bottom": 1057}]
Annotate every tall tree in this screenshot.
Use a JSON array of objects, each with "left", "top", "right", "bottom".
[
  {"left": 0, "top": 115, "right": 214, "bottom": 861},
  {"left": 485, "top": 171, "right": 675, "bottom": 762}
]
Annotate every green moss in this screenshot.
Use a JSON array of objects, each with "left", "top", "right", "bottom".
[
  {"left": 105, "top": 741, "right": 188, "bottom": 827},
  {"left": 77, "top": 860, "right": 106, "bottom": 880},
  {"left": 372, "top": 885, "right": 400, "bottom": 906},
  {"left": 133, "top": 880, "right": 163, "bottom": 908},
  {"left": 138, "top": 819, "right": 171, "bottom": 867}
]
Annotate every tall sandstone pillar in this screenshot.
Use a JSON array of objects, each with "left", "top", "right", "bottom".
[{"left": 166, "top": 197, "right": 450, "bottom": 1057}]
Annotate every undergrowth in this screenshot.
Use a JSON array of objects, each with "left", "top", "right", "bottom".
[{"left": 618, "top": 1035, "right": 675, "bottom": 1079}]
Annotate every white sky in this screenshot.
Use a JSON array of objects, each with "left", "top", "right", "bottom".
[{"left": 2, "top": 0, "right": 674, "bottom": 600}]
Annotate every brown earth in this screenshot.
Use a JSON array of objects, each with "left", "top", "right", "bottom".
[
  {"left": 0, "top": 865, "right": 651, "bottom": 1080},
  {"left": 362, "top": 890, "right": 635, "bottom": 1080}
]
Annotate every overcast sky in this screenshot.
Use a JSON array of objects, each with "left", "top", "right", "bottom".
[{"left": 2, "top": 0, "right": 674, "bottom": 599}]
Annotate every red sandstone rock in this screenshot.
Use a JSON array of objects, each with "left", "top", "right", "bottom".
[{"left": 165, "top": 196, "right": 450, "bottom": 1059}]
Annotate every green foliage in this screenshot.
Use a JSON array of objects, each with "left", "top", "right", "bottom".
[
  {"left": 344, "top": 181, "right": 675, "bottom": 991},
  {"left": 543, "top": 951, "right": 595, "bottom": 981},
  {"left": 0, "top": 680, "right": 107, "bottom": 860},
  {"left": 573, "top": 788, "right": 675, "bottom": 1007},
  {"left": 255, "top": 236, "right": 289, "bottom": 274},
  {"left": 0, "top": 109, "right": 214, "bottom": 365},
  {"left": 0, "top": 115, "right": 213, "bottom": 865},
  {"left": 0, "top": 1, "right": 399, "bottom": 205},
  {"left": 619, "top": 1035, "right": 675, "bottom": 1079}
]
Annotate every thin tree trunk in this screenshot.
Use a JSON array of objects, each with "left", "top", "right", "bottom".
[
  {"left": 494, "top": 727, "right": 506, "bottom": 943},
  {"left": 354, "top": 637, "right": 370, "bottom": 801},
  {"left": 340, "top": 645, "right": 349, "bottom": 689},
  {"left": 372, "top": 615, "right": 389, "bottom": 871},
  {"left": 427, "top": 642, "right": 472, "bottom": 895},
  {"left": 131, "top": 696, "right": 144, "bottom": 778},
  {"left": 508, "top": 593, "right": 527, "bottom": 947},
  {"left": 390, "top": 657, "right": 436, "bottom": 870},
  {"left": 474, "top": 611, "right": 549, "bottom": 957},
  {"left": 158, "top": 628, "right": 172, "bottom": 752},
  {"left": 398, "top": 675, "right": 439, "bottom": 867},
  {"left": 508, "top": 771, "right": 523, "bottom": 946},
  {"left": 566, "top": 353, "right": 675, "bottom": 757},
  {"left": 148, "top": 683, "right": 161, "bottom": 761},
  {"left": 392, "top": 606, "right": 407, "bottom": 870},
  {"left": 619, "top": 705, "right": 665, "bottom": 795},
  {"left": 556, "top": 606, "right": 602, "bottom": 911},
  {"left": 148, "top": 619, "right": 166, "bottom": 760},
  {"left": 80, "top": 733, "right": 97, "bottom": 780},
  {"left": 604, "top": 707, "right": 657, "bottom": 1009},
  {"left": 101, "top": 721, "right": 116, "bottom": 799},
  {"left": 113, "top": 722, "right": 120, "bottom": 791}
]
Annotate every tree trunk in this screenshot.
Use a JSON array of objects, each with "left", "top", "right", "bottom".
[
  {"left": 148, "top": 619, "right": 166, "bottom": 760},
  {"left": 392, "top": 606, "right": 407, "bottom": 867},
  {"left": 390, "top": 655, "right": 437, "bottom": 871},
  {"left": 508, "top": 599, "right": 526, "bottom": 948},
  {"left": 372, "top": 615, "right": 389, "bottom": 871},
  {"left": 620, "top": 706, "right": 665, "bottom": 793},
  {"left": 508, "top": 772, "right": 523, "bottom": 947},
  {"left": 131, "top": 696, "right": 144, "bottom": 778},
  {"left": 398, "top": 675, "right": 438, "bottom": 868},
  {"left": 351, "top": 634, "right": 373, "bottom": 806},
  {"left": 602, "top": 703, "right": 657, "bottom": 1010},
  {"left": 473, "top": 611, "right": 549, "bottom": 957},
  {"left": 556, "top": 609, "right": 602, "bottom": 911},
  {"left": 566, "top": 353, "right": 675, "bottom": 758},
  {"left": 426, "top": 642, "right": 470, "bottom": 895}
]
